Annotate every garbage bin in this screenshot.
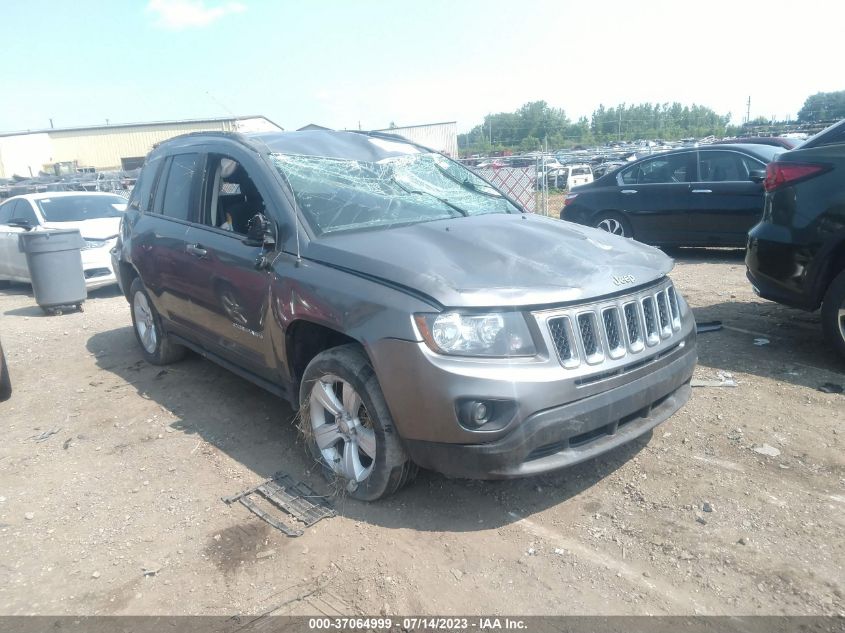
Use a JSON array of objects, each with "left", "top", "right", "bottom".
[{"left": 18, "top": 229, "right": 87, "bottom": 315}]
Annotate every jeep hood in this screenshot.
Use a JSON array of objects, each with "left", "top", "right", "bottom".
[{"left": 304, "top": 213, "right": 673, "bottom": 308}]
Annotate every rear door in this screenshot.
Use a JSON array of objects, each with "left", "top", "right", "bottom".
[
  {"left": 688, "top": 149, "right": 766, "bottom": 246},
  {"left": 614, "top": 152, "right": 695, "bottom": 243},
  {"left": 130, "top": 153, "right": 202, "bottom": 335}
]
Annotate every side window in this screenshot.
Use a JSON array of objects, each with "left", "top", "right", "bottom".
[
  {"left": 199, "top": 154, "right": 266, "bottom": 235},
  {"left": 12, "top": 200, "right": 39, "bottom": 225},
  {"left": 0, "top": 200, "right": 18, "bottom": 224},
  {"left": 738, "top": 154, "right": 765, "bottom": 180},
  {"left": 620, "top": 154, "right": 690, "bottom": 185},
  {"left": 127, "top": 158, "right": 160, "bottom": 212},
  {"left": 698, "top": 151, "right": 747, "bottom": 182},
  {"left": 158, "top": 153, "right": 201, "bottom": 221}
]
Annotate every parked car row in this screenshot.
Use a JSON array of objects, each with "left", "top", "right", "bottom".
[{"left": 560, "top": 119, "right": 845, "bottom": 359}]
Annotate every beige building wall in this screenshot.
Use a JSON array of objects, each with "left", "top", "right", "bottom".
[
  {"left": 0, "top": 116, "right": 282, "bottom": 177},
  {"left": 48, "top": 120, "right": 236, "bottom": 171},
  {"left": 374, "top": 122, "right": 458, "bottom": 158}
]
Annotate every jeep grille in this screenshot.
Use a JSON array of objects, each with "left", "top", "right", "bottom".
[{"left": 540, "top": 280, "right": 683, "bottom": 369}]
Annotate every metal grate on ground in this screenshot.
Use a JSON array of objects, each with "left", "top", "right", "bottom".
[{"left": 222, "top": 471, "right": 335, "bottom": 537}]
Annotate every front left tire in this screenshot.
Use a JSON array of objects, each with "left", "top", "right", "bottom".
[{"left": 299, "top": 344, "right": 417, "bottom": 501}]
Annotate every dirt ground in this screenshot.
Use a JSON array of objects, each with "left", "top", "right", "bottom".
[{"left": 0, "top": 249, "right": 842, "bottom": 617}]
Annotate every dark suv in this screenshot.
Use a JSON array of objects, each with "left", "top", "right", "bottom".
[
  {"left": 113, "top": 130, "right": 697, "bottom": 500},
  {"left": 746, "top": 119, "right": 845, "bottom": 359}
]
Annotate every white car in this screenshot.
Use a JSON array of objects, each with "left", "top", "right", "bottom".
[
  {"left": 0, "top": 192, "right": 126, "bottom": 290},
  {"left": 565, "top": 164, "right": 594, "bottom": 189}
]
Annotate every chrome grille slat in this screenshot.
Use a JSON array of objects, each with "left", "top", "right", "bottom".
[
  {"left": 577, "top": 312, "right": 604, "bottom": 363},
  {"left": 655, "top": 291, "right": 672, "bottom": 338},
  {"left": 623, "top": 302, "right": 644, "bottom": 352},
  {"left": 602, "top": 307, "right": 625, "bottom": 359},
  {"left": 667, "top": 286, "right": 681, "bottom": 330},
  {"left": 548, "top": 316, "right": 578, "bottom": 367},
  {"left": 641, "top": 296, "right": 659, "bottom": 345},
  {"left": 537, "top": 279, "right": 684, "bottom": 370}
]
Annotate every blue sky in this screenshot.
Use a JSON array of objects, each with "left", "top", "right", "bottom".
[{"left": 1, "top": 0, "right": 842, "bottom": 133}]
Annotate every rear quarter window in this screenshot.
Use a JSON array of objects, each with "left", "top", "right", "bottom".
[
  {"left": 156, "top": 153, "right": 201, "bottom": 221},
  {"left": 127, "top": 158, "right": 161, "bottom": 213}
]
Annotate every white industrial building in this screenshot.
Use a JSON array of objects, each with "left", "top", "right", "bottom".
[
  {"left": 0, "top": 115, "right": 282, "bottom": 179},
  {"left": 372, "top": 122, "right": 458, "bottom": 157}
]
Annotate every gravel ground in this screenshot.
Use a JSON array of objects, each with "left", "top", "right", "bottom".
[{"left": 0, "top": 248, "right": 842, "bottom": 617}]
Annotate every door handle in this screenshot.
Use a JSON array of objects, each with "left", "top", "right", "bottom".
[
  {"left": 186, "top": 244, "right": 207, "bottom": 257},
  {"left": 621, "top": 189, "right": 637, "bottom": 194},
  {"left": 691, "top": 189, "right": 712, "bottom": 194}
]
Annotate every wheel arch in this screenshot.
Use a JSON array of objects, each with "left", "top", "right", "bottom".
[
  {"left": 285, "top": 319, "right": 362, "bottom": 389},
  {"left": 812, "top": 234, "right": 845, "bottom": 307}
]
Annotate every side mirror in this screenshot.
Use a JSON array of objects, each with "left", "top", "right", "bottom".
[
  {"left": 749, "top": 169, "right": 766, "bottom": 183},
  {"left": 242, "top": 213, "right": 276, "bottom": 248},
  {"left": 7, "top": 218, "right": 34, "bottom": 231}
]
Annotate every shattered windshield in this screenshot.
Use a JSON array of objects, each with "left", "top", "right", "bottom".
[{"left": 270, "top": 151, "right": 520, "bottom": 236}]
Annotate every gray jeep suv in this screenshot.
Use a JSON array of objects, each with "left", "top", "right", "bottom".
[{"left": 113, "top": 130, "right": 697, "bottom": 500}]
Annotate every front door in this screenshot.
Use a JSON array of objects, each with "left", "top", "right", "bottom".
[
  {"left": 178, "top": 152, "right": 277, "bottom": 380},
  {"left": 688, "top": 150, "right": 766, "bottom": 246}
]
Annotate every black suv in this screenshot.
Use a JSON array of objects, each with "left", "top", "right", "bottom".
[
  {"left": 746, "top": 118, "right": 845, "bottom": 359},
  {"left": 112, "top": 130, "right": 696, "bottom": 500}
]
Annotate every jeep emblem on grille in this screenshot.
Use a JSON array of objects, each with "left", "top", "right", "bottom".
[{"left": 612, "top": 274, "right": 636, "bottom": 286}]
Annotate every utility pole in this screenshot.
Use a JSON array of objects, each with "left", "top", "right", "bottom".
[
  {"left": 49, "top": 118, "right": 54, "bottom": 129},
  {"left": 617, "top": 110, "right": 622, "bottom": 142},
  {"left": 745, "top": 96, "right": 751, "bottom": 124}
]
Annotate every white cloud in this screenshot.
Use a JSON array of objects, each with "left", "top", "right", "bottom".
[{"left": 147, "top": 0, "right": 246, "bottom": 30}]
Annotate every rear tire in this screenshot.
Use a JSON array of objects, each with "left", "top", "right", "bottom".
[
  {"left": 299, "top": 344, "right": 417, "bottom": 501},
  {"left": 129, "top": 278, "right": 186, "bottom": 365},
  {"left": 821, "top": 270, "right": 845, "bottom": 360},
  {"left": 593, "top": 211, "right": 633, "bottom": 238}
]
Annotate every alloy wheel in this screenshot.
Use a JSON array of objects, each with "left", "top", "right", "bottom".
[
  {"left": 596, "top": 217, "right": 625, "bottom": 236},
  {"left": 133, "top": 291, "right": 158, "bottom": 354},
  {"left": 308, "top": 375, "right": 376, "bottom": 483},
  {"left": 838, "top": 305, "right": 845, "bottom": 345}
]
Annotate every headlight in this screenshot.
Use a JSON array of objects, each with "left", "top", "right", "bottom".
[{"left": 414, "top": 311, "right": 537, "bottom": 357}]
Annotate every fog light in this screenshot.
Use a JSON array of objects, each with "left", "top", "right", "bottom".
[{"left": 470, "top": 401, "right": 490, "bottom": 426}]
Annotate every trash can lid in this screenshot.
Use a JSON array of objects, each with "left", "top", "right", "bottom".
[{"left": 18, "top": 229, "right": 86, "bottom": 253}]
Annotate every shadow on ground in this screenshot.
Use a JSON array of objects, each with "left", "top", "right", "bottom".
[
  {"left": 87, "top": 325, "right": 650, "bottom": 533},
  {"left": 693, "top": 298, "right": 844, "bottom": 390},
  {"left": 2, "top": 282, "right": 123, "bottom": 316},
  {"left": 666, "top": 247, "right": 746, "bottom": 264}
]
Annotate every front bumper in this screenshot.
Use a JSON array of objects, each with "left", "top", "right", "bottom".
[
  {"left": 370, "top": 280, "right": 697, "bottom": 479},
  {"left": 81, "top": 242, "right": 118, "bottom": 290},
  {"left": 402, "top": 345, "right": 694, "bottom": 479}
]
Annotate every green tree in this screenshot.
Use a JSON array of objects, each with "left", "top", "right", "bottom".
[{"left": 797, "top": 91, "right": 845, "bottom": 122}]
